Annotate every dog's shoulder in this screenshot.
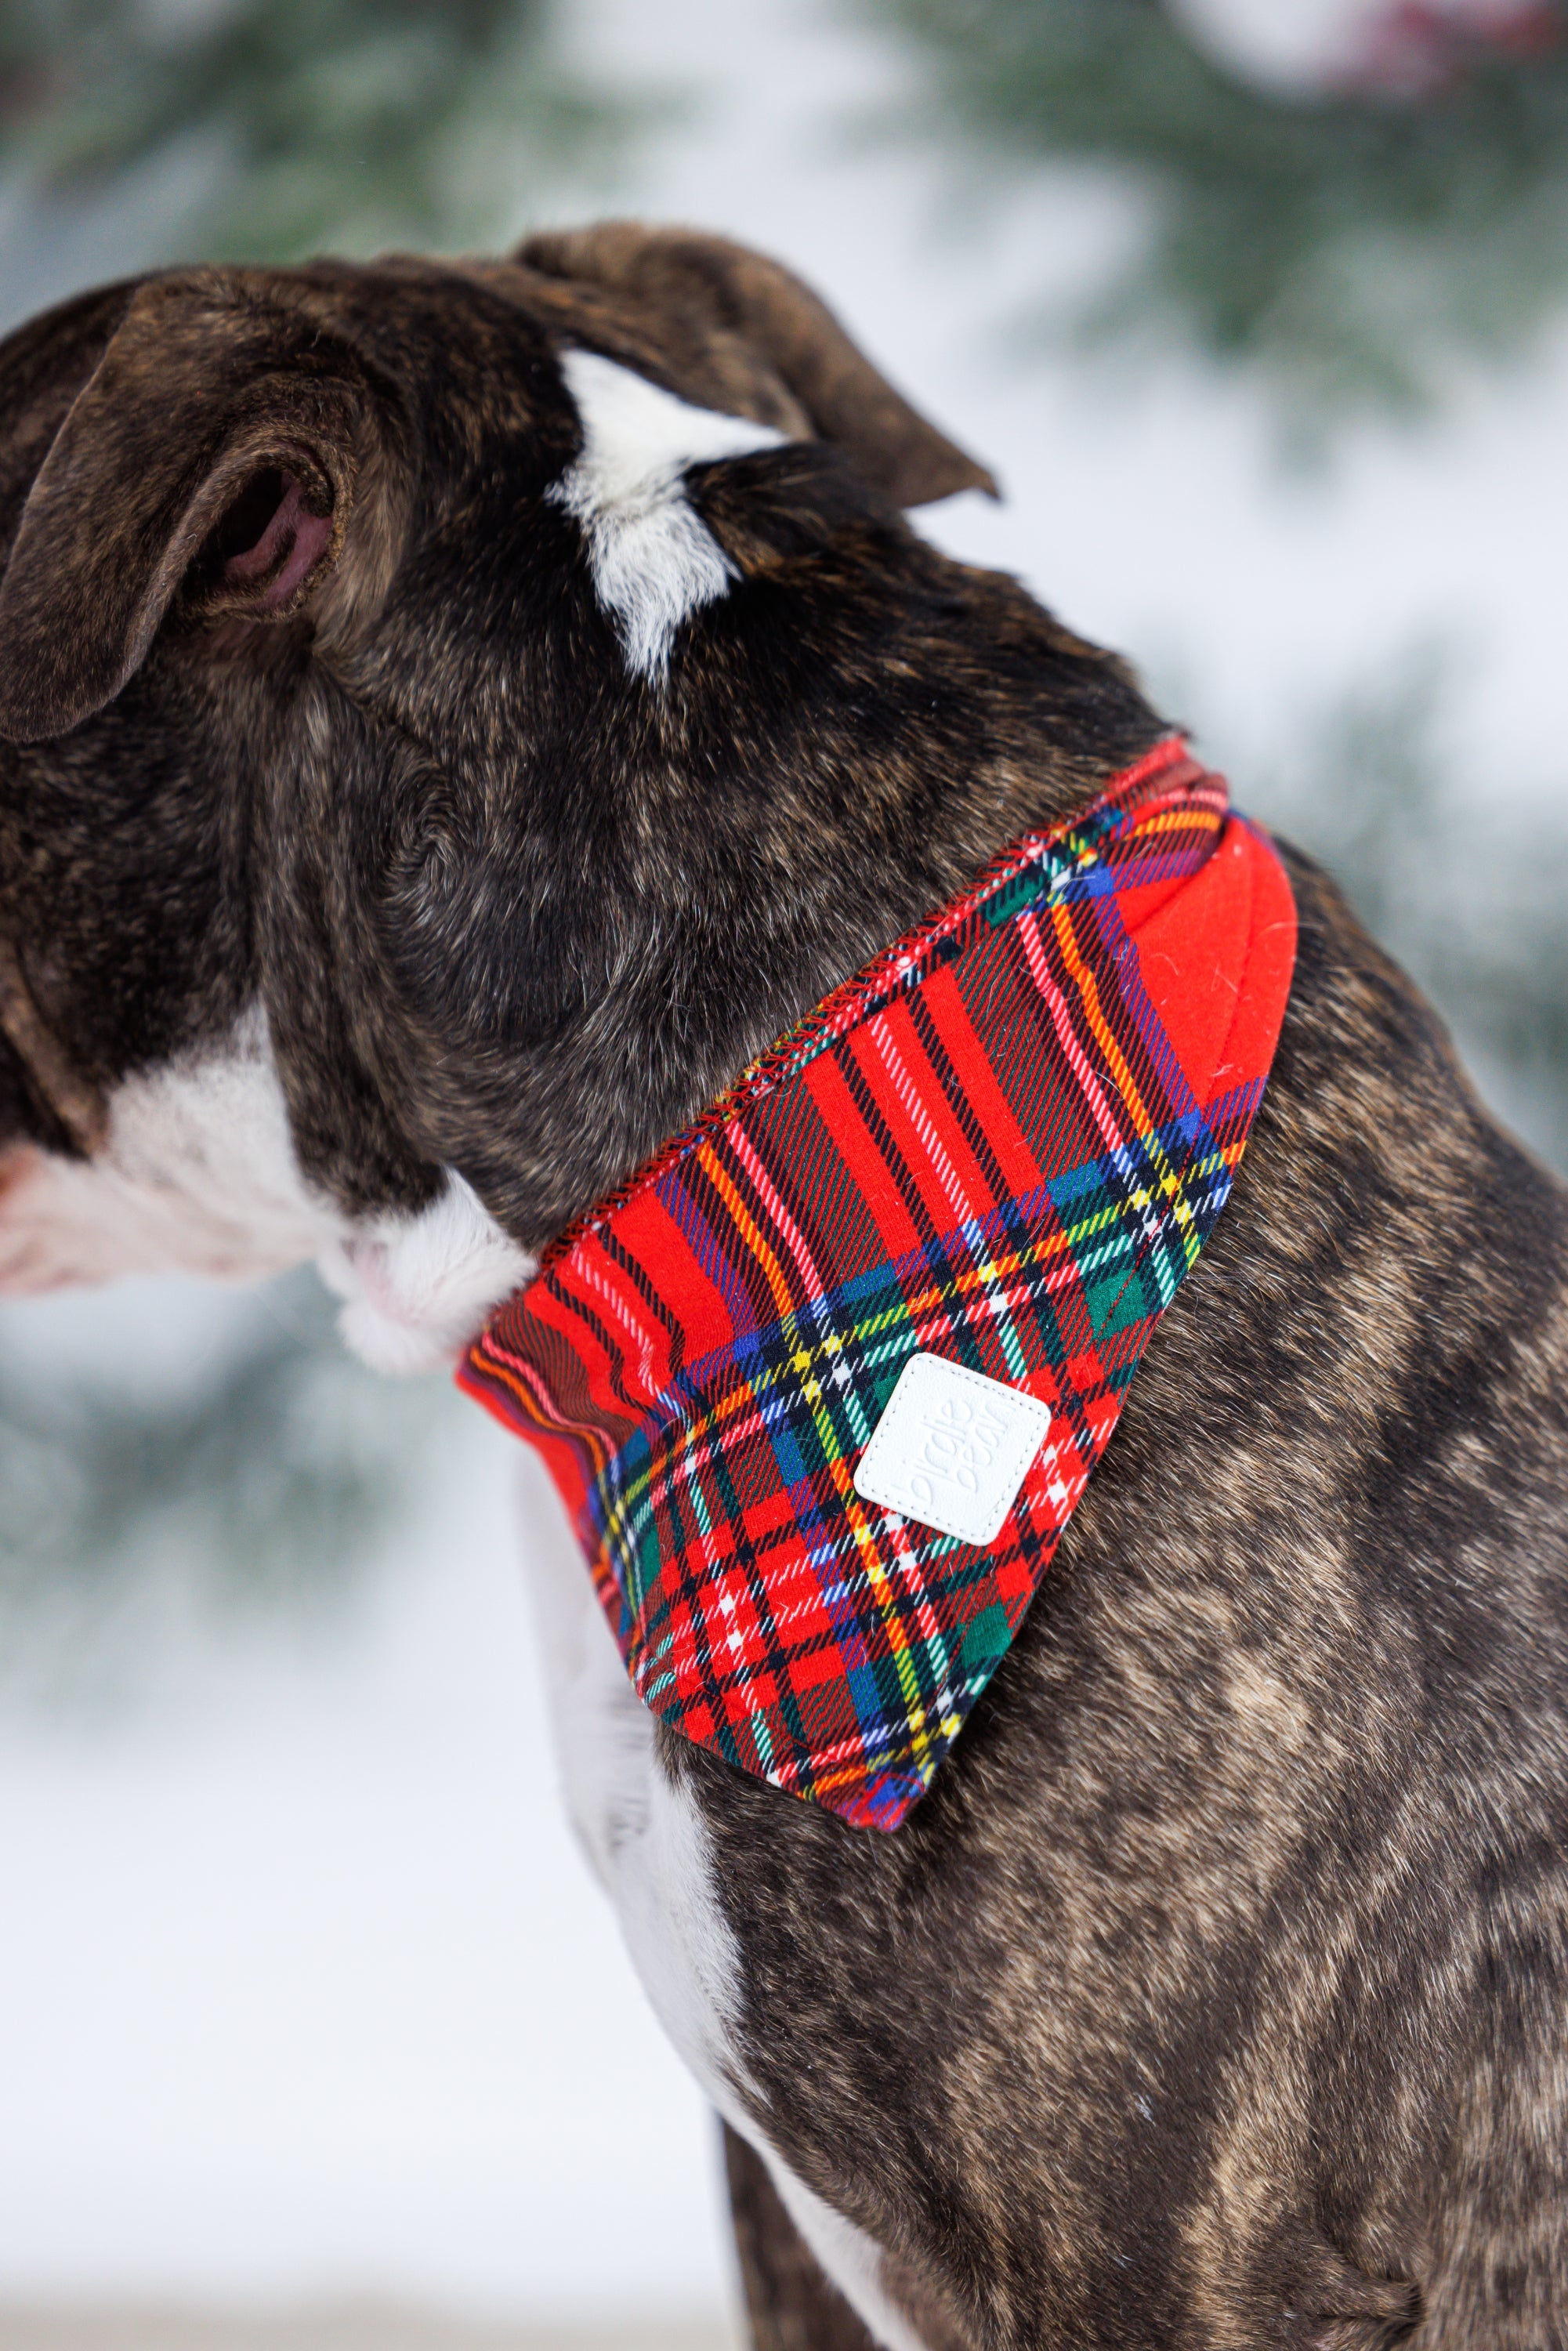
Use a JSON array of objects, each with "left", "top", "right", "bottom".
[{"left": 686, "top": 844, "right": 1568, "bottom": 2351}]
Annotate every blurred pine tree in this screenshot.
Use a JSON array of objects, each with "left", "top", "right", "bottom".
[
  {"left": 0, "top": 1275, "right": 458, "bottom": 1701},
  {"left": 0, "top": 0, "right": 654, "bottom": 259},
  {"left": 1248, "top": 653, "right": 1568, "bottom": 1175},
  {"left": 865, "top": 0, "right": 1568, "bottom": 423},
  {"left": 861, "top": 1, "right": 1568, "bottom": 1201}
]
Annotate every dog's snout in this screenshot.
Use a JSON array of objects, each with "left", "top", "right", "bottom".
[
  {"left": 0, "top": 1145, "right": 71, "bottom": 1297},
  {"left": 0, "top": 1143, "right": 39, "bottom": 1203}
]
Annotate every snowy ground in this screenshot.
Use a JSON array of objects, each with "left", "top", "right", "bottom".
[
  {"left": 0, "top": 2315, "right": 733, "bottom": 2351},
  {"left": 0, "top": 1280, "right": 738, "bottom": 2327},
  {"left": 0, "top": 0, "right": 1565, "bottom": 2337}
]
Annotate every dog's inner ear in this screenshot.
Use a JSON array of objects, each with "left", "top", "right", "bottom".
[
  {"left": 189, "top": 465, "right": 337, "bottom": 612},
  {"left": 0, "top": 273, "right": 372, "bottom": 744}
]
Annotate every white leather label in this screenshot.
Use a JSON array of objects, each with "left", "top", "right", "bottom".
[{"left": 853, "top": 1353, "right": 1052, "bottom": 1547}]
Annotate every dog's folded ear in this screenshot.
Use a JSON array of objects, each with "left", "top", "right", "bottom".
[
  {"left": 515, "top": 223, "right": 999, "bottom": 511},
  {"left": 0, "top": 273, "right": 383, "bottom": 744}
]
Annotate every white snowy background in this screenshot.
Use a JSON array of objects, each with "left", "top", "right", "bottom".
[{"left": 0, "top": 0, "right": 1565, "bottom": 2333}]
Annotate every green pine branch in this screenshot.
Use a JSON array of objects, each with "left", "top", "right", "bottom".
[
  {"left": 0, "top": 0, "right": 661, "bottom": 260},
  {"left": 0, "top": 1273, "right": 461, "bottom": 1685},
  {"left": 864, "top": 0, "right": 1568, "bottom": 422},
  {"left": 1239, "top": 645, "right": 1568, "bottom": 1171}
]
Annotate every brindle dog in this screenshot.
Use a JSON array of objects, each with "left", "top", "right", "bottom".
[{"left": 0, "top": 226, "right": 1563, "bottom": 2351}]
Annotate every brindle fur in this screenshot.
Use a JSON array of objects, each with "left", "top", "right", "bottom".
[
  {"left": 725, "top": 2125, "right": 883, "bottom": 2351},
  {"left": 1, "top": 226, "right": 1564, "bottom": 2351}
]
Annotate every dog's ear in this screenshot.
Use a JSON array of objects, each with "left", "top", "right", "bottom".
[
  {"left": 514, "top": 223, "right": 998, "bottom": 510},
  {"left": 0, "top": 272, "right": 387, "bottom": 744}
]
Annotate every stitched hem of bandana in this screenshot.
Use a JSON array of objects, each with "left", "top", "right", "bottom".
[{"left": 537, "top": 733, "right": 1200, "bottom": 1273}]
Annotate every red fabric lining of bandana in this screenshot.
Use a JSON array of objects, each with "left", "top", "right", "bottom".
[{"left": 460, "top": 737, "right": 1297, "bottom": 1828}]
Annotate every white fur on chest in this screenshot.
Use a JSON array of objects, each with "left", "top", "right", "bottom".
[
  {"left": 518, "top": 1449, "right": 751, "bottom": 2103},
  {"left": 516, "top": 1458, "right": 931, "bottom": 2351}
]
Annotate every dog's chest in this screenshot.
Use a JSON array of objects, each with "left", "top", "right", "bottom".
[{"left": 518, "top": 1462, "right": 932, "bottom": 2351}]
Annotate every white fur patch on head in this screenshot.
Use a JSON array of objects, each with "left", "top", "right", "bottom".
[
  {"left": 0, "top": 1005, "right": 342, "bottom": 1294},
  {"left": 318, "top": 1171, "right": 534, "bottom": 1376},
  {"left": 549, "top": 347, "right": 786, "bottom": 680}
]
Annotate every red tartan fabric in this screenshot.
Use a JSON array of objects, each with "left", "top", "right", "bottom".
[{"left": 459, "top": 738, "right": 1297, "bottom": 1828}]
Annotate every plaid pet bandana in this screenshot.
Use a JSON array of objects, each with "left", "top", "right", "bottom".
[{"left": 460, "top": 737, "right": 1296, "bottom": 1829}]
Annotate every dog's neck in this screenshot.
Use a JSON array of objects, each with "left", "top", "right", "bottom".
[
  {"left": 299, "top": 581, "right": 1170, "bottom": 1374},
  {"left": 306, "top": 505, "right": 1172, "bottom": 1259}
]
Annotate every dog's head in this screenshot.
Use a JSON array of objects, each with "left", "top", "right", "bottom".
[
  {"left": 0, "top": 223, "right": 1005, "bottom": 1367},
  {"left": 0, "top": 223, "right": 1149, "bottom": 1375}
]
